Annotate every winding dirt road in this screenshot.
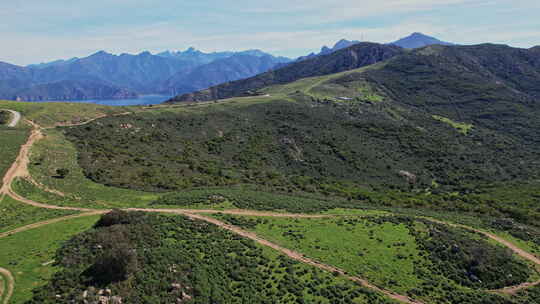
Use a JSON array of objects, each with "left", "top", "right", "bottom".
[
  {"left": 1, "top": 113, "right": 540, "bottom": 303},
  {"left": 0, "top": 267, "right": 14, "bottom": 304}
]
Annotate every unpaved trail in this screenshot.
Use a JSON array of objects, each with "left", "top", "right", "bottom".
[
  {"left": 0, "top": 120, "right": 43, "bottom": 195},
  {"left": 0, "top": 267, "right": 14, "bottom": 304},
  {"left": 0, "top": 211, "right": 107, "bottom": 239},
  {"left": 52, "top": 113, "right": 107, "bottom": 128},
  {"left": 24, "top": 176, "right": 67, "bottom": 197},
  {"left": 491, "top": 280, "right": 540, "bottom": 295},
  {"left": 181, "top": 212, "right": 424, "bottom": 304},
  {"left": 127, "top": 208, "right": 333, "bottom": 218},
  {"left": 0, "top": 119, "right": 96, "bottom": 212},
  {"left": 426, "top": 218, "right": 540, "bottom": 294},
  {"left": 428, "top": 219, "right": 540, "bottom": 268},
  {"left": 52, "top": 111, "right": 133, "bottom": 129}
]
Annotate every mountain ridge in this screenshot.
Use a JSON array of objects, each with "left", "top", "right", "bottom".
[
  {"left": 0, "top": 48, "right": 291, "bottom": 101},
  {"left": 168, "top": 42, "right": 404, "bottom": 102}
]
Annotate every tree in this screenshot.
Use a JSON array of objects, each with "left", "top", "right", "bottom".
[{"left": 55, "top": 168, "right": 70, "bottom": 179}]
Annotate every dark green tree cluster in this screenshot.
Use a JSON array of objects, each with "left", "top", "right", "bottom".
[{"left": 0, "top": 110, "right": 11, "bottom": 125}]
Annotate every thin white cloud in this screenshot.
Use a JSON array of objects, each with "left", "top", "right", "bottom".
[{"left": 0, "top": 0, "right": 538, "bottom": 64}]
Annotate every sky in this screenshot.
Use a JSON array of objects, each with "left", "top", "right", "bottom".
[{"left": 1, "top": 0, "right": 539, "bottom": 65}]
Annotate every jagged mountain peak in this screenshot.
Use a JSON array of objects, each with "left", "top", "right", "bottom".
[{"left": 333, "top": 39, "right": 360, "bottom": 50}]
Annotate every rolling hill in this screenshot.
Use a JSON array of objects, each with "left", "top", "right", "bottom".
[{"left": 64, "top": 42, "right": 540, "bottom": 226}]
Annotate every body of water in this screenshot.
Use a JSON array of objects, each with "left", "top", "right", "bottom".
[{"left": 46, "top": 95, "right": 171, "bottom": 106}]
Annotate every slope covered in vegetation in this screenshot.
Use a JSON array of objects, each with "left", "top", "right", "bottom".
[
  {"left": 216, "top": 214, "right": 537, "bottom": 304},
  {"left": 63, "top": 44, "right": 540, "bottom": 228},
  {"left": 27, "top": 211, "right": 396, "bottom": 304}
]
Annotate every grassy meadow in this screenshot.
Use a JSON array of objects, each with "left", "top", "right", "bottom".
[
  {"left": 0, "top": 123, "right": 29, "bottom": 189},
  {"left": 0, "top": 215, "right": 100, "bottom": 303},
  {"left": 0, "top": 195, "right": 77, "bottom": 233},
  {"left": 215, "top": 214, "right": 537, "bottom": 304}
]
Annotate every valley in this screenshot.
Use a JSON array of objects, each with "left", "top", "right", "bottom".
[{"left": 1, "top": 36, "right": 540, "bottom": 304}]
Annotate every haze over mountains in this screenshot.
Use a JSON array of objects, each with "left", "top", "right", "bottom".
[
  {"left": 0, "top": 48, "right": 291, "bottom": 101},
  {"left": 0, "top": 33, "right": 453, "bottom": 101}
]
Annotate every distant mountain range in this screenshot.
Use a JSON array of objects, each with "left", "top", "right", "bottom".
[
  {"left": 170, "top": 33, "right": 458, "bottom": 102},
  {"left": 0, "top": 33, "right": 454, "bottom": 102},
  {"left": 158, "top": 54, "right": 290, "bottom": 96},
  {"left": 0, "top": 48, "right": 291, "bottom": 101}
]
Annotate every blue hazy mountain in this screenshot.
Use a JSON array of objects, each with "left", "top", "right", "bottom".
[
  {"left": 159, "top": 53, "right": 290, "bottom": 95},
  {"left": 0, "top": 48, "right": 291, "bottom": 101}
]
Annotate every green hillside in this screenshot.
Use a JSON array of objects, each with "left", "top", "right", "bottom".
[
  {"left": 27, "top": 211, "right": 395, "bottom": 304},
  {"left": 62, "top": 44, "right": 540, "bottom": 228},
  {"left": 215, "top": 214, "right": 536, "bottom": 304}
]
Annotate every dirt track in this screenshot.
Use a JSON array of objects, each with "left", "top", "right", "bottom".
[
  {"left": 1, "top": 114, "right": 540, "bottom": 303},
  {"left": 127, "top": 208, "right": 333, "bottom": 218},
  {"left": 0, "top": 211, "right": 107, "bottom": 239},
  {"left": 0, "top": 267, "right": 14, "bottom": 304},
  {"left": 0, "top": 120, "right": 44, "bottom": 195},
  {"left": 181, "top": 212, "right": 424, "bottom": 304}
]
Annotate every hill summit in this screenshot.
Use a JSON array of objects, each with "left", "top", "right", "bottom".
[{"left": 392, "top": 32, "right": 454, "bottom": 49}]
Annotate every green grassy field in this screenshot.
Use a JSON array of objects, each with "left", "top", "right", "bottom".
[
  {"left": 256, "top": 246, "right": 400, "bottom": 304},
  {"left": 216, "top": 215, "right": 426, "bottom": 294},
  {"left": 432, "top": 115, "right": 473, "bottom": 135},
  {"left": 215, "top": 214, "right": 535, "bottom": 304},
  {"left": 0, "top": 100, "right": 131, "bottom": 128},
  {"left": 27, "top": 211, "right": 397, "bottom": 304},
  {"left": 0, "top": 215, "right": 99, "bottom": 303},
  {"left": 0, "top": 100, "right": 135, "bottom": 127},
  {"left": 0, "top": 123, "right": 29, "bottom": 189},
  {"left": 0, "top": 195, "right": 77, "bottom": 233}
]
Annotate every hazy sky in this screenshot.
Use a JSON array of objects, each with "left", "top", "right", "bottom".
[{"left": 1, "top": 0, "right": 539, "bottom": 65}]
